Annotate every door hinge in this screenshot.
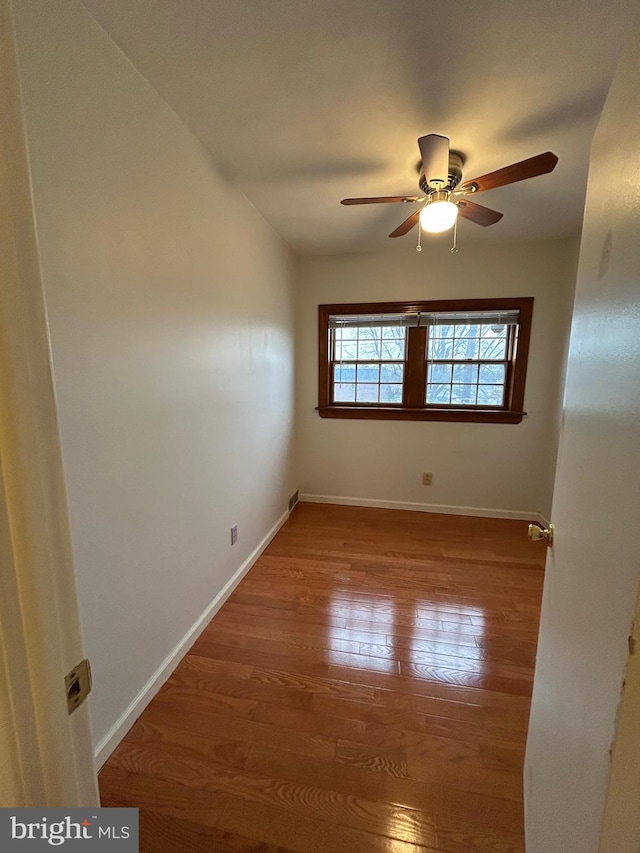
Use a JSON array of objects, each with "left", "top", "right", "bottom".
[{"left": 65, "top": 659, "right": 92, "bottom": 714}]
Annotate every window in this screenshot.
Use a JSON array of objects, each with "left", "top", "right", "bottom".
[
  {"left": 333, "top": 318, "right": 407, "bottom": 405},
  {"left": 318, "top": 298, "right": 533, "bottom": 423}
]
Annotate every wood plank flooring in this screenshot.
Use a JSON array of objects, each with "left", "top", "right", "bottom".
[{"left": 99, "top": 503, "right": 546, "bottom": 852}]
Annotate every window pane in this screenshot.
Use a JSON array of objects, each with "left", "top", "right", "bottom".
[
  {"left": 382, "top": 326, "right": 405, "bottom": 339},
  {"left": 430, "top": 325, "right": 455, "bottom": 338},
  {"left": 356, "top": 363, "right": 379, "bottom": 383},
  {"left": 452, "top": 364, "right": 479, "bottom": 384},
  {"left": 357, "top": 339, "right": 381, "bottom": 360},
  {"left": 428, "top": 363, "right": 452, "bottom": 383},
  {"left": 380, "top": 384, "right": 403, "bottom": 403},
  {"left": 334, "top": 341, "right": 358, "bottom": 361},
  {"left": 334, "top": 364, "right": 356, "bottom": 383},
  {"left": 479, "top": 363, "right": 506, "bottom": 384},
  {"left": 426, "top": 383, "right": 451, "bottom": 404},
  {"left": 477, "top": 385, "right": 504, "bottom": 406},
  {"left": 379, "top": 339, "right": 405, "bottom": 360},
  {"left": 479, "top": 337, "right": 507, "bottom": 360},
  {"left": 428, "top": 338, "right": 453, "bottom": 360},
  {"left": 454, "top": 323, "right": 481, "bottom": 338},
  {"left": 334, "top": 382, "right": 356, "bottom": 402},
  {"left": 480, "top": 324, "right": 507, "bottom": 338},
  {"left": 380, "top": 363, "right": 404, "bottom": 383},
  {"left": 335, "top": 326, "right": 358, "bottom": 340},
  {"left": 452, "top": 338, "right": 480, "bottom": 360},
  {"left": 356, "top": 384, "right": 379, "bottom": 403},
  {"left": 452, "top": 384, "right": 477, "bottom": 404}
]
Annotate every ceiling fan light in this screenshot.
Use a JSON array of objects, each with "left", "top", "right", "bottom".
[{"left": 419, "top": 199, "right": 458, "bottom": 233}]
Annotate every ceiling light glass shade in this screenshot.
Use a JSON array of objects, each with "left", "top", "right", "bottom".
[{"left": 419, "top": 199, "right": 458, "bottom": 233}]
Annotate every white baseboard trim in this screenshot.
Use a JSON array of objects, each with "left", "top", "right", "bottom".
[
  {"left": 300, "top": 493, "right": 546, "bottom": 525},
  {"left": 94, "top": 508, "right": 290, "bottom": 769}
]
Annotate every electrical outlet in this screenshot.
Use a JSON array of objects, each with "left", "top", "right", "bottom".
[
  {"left": 422, "top": 472, "right": 433, "bottom": 486},
  {"left": 230, "top": 524, "right": 238, "bottom": 545}
]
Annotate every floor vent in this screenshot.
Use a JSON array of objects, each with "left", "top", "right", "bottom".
[{"left": 288, "top": 490, "right": 299, "bottom": 512}]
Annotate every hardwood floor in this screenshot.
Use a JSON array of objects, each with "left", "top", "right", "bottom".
[{"left": 99, "top": 503, "right": 546, "bottom": 852}]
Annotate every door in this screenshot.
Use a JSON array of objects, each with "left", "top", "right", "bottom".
[
  {"left": 523, "top": 9, "right": 640, "bottom": 853},
  {"left": 0, "top": 0, "right": 98, "bottom": 807},
  {"left": 598, "top": 585, "right": 640, "bottom": 852}
]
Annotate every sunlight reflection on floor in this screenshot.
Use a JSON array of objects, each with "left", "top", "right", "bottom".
[
  {"left": 326, "top": 594, "right": 487, "bottom": 679},
  {"left": 407, "top": 600, "right": 487, "bottom": 682}
]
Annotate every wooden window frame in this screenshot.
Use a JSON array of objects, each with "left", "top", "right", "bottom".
[{"left": 317, "top": 297, "right": 533, "bottom": 424}]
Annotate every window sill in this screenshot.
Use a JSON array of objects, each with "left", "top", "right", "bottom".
[{"left": 316, "top": 406, "right": 526, "bottom": 424}]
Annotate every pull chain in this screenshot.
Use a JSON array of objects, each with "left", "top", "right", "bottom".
[
  {"left": 451, "top": 216, "right": 458, "bottom": 254},
  {"left": 416, "top": 224, "right": 423, "bottom": 253}
]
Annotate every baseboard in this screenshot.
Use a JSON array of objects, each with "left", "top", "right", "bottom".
[
  {"left": 94, "top": 508, "right": 290, "bottom": 769},
  {"left": 300, "top": 493, "right": 546, "bottom": 525}
]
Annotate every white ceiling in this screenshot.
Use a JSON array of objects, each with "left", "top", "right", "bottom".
[{"left": 81, "top": 0, "right": 630, "bottom": 254}]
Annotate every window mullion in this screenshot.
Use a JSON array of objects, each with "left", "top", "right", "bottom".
[
  {"left": 405, "top": 326, "right": 427, "bottom": 407},
  {"left": 504, "top": 325, "right": 516, "bottom": 409}
]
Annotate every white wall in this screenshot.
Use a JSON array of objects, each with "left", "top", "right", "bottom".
[
  {"left": 11, "top": 0, "right": 296, "bottom": 755},
  {"left": 296, "top": 237, "right": 577, "bottom": 518},
  {"left": 524, "top": 10, "right": 640, "bottom": 853}
]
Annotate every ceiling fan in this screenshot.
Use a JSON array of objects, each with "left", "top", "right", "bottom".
[{"left": 341, "top": 134, "right": 558, "bottom": 239}]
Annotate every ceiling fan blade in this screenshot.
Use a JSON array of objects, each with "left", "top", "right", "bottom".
[
  {"left": 389, "top": 210, "right": 421, "bottom": 238},
  {"left": 457, "top": 199, "right": 503, "bottom": 226},
  {"left": 418, "top": 134, "right": 450, "bottom": 187},
  {"left": 341, "top": 196, "right": 422, "bottom": 205},
  {"left": 458, "top": 151, "right": 558, "bottom": 194}
]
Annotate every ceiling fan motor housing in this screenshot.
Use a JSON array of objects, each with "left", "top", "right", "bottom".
[{"left": 419, "top": 150, "right": 465, "bottom": 195}]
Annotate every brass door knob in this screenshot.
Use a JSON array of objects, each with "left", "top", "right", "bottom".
[{"left": 528, "top": 522, "right": 554, "bottom": 545}]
